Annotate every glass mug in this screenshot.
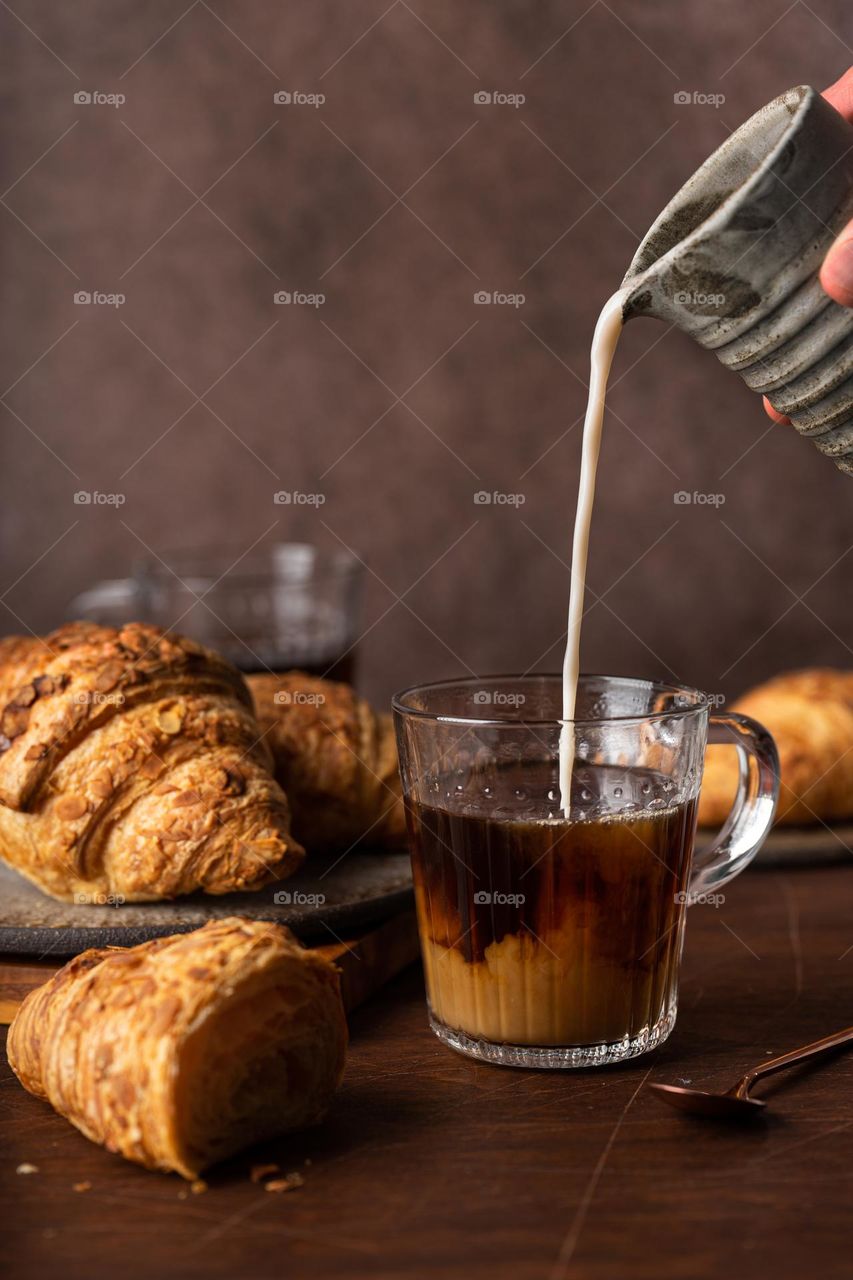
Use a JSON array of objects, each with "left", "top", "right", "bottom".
[{"left": 393, "top": 675, "right": 779, "bottom": 1069}]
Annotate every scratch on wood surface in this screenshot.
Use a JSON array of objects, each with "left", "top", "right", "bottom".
[
  {"left": 780, "top": 878, "right": 803, "bottom": 997},
  {"left": 746, "top": 1119, "right": 853, "bottom": 1167},
  {"left": 191, "top": 1197, "right": 279, "bottom": 1249},
  {"left": 549, "top": 1068, "right": 651, "bottom": 1280}
]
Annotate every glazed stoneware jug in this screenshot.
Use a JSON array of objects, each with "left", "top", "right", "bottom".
[{"left": 621, "top": 85, "right": 853, "bottom": 473}]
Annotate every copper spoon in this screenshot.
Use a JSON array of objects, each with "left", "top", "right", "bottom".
[{"left": 649, "top": 1024, "right": 853, "bottom": 1119}]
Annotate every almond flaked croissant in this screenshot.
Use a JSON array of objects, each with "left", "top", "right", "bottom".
[
  {"left": 0, "top": 622, "right": 303, "bottom": 901},
  {"left": 698, "top": 668, "right": 853, "bottom": 827},
  {"left": 7, "top": 917, "right": 347, "bottom": 1179},
  {"left": 248, "top": 672, "right": 406, "bottom": 854}
]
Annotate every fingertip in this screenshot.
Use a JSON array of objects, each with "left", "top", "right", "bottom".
[
  {"left": 763, "top": 396, "right": 790, "bottom": 425},
  {"left": 820, "top": 253, "right": 853, "bottom": 309},
  {"left": 822, "top": 68, "right": 853, "bottom": 122}
]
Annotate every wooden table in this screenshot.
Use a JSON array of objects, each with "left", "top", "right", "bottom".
[{"left": 3, "top": 861, "right": 853, "bottom": 1280}]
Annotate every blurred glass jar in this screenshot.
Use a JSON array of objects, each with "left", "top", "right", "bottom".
[{"left": 66, "top": 544, "right": 364, "bottom": 683}]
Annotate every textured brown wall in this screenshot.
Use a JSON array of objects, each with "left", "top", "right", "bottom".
[{"left": 1, "top": 0, "right": 851, "bottom": 708}]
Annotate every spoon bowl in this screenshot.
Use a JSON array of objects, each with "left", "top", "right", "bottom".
[{"left": 649, "top": 1082, "right": 766, "bottom": 1120}]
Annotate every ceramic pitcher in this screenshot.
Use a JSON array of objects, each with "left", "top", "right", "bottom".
[{"left": 621, "top": 85, "right": 853, "bottom": 473}]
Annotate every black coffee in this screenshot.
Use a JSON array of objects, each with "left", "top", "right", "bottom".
[{"left": 406, "top": 761, "right": 697, "bottom": 1049}]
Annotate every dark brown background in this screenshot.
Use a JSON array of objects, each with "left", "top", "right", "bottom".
[{"left": 1, "top": 0, "right": 851, "bottom": 707}]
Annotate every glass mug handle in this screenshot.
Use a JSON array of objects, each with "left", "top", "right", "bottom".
[{"left": 689, "top": 712, "right": 779, "bottom": 895}]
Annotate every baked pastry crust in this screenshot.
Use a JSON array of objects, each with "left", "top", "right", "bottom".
[
  {"left": 698, "top": 668, "right": 853, "bottom": 827},
  {"left": 249, "top": 672, "right": 405, "bottom": 853},
  {"left": 0, "top": 623, "right": 303, "bottom": 900},
  {"left": 6, "top": 917, "right": 347, "bottom": 1179}
]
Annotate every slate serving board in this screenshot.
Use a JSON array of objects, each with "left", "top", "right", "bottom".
[
  {"left": 0, "top": 908, "right": 422, "bottom": 1024},
  {"left": 698, "top": 822, "right": 853, "bottom": 867},
  {"left": 0, "top": 851, "right": 414, "bottom": 957}
]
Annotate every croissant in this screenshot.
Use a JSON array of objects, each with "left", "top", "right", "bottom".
[
  {"left": 248, "top": 672, "right": 406, "bottom": 854},
  {"left": 0, "top": 622, "right": 303, "bottom": 901},
  {"left": 698, "top": 668, "right": 853, "bottom": 826},
  {"left": 6, "top": 917, "right": 347, "bottom": 1179}
]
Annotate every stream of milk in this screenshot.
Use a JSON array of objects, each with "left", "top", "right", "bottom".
[{"left": 559, "top": 290, "right": 627, "bottom": 813}]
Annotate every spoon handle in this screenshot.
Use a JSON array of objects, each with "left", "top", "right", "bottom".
[{"left": 746, "top": 1025, "right": 853, "bottom": 1084}]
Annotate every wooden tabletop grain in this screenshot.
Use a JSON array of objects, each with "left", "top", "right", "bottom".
[{"left": 3, "top": 861, "right": 853, "bottom": 1280}]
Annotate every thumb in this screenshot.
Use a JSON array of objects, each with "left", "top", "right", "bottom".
[{"left": 820, "top": 225, "right": 853, "bottom": 308}]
